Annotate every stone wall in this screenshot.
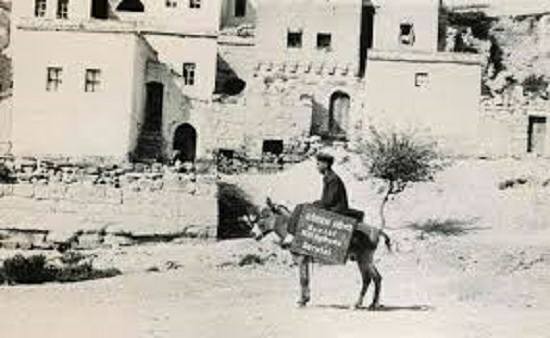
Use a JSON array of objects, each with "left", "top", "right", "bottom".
[
  {"left": 206, "top": 57, "right": 365, "bottom": 158},
  {"left": 0, "top": 176, "right": 218, "bottom": 244},
  {"left": 479, "top": 102, "right": 550, "bottom": 158}
]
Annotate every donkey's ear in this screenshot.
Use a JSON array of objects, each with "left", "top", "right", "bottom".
[{"left": 266, "top": 197, "right": 273, "bottom": 207}]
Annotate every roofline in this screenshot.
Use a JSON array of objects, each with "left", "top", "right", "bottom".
[
  {"left": 367, "top": 49, "right": 482, "bottom": 66},
  {"left": 14, "top": 18, "right": 219, "bottom": 39}
]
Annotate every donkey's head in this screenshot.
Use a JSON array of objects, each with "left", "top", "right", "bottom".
[{"left": 244, "top": 198, "right": 291, "bottom": 241}]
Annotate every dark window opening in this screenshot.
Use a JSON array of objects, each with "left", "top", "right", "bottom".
[
  {"left": 415, "top": 72, "right": 429, "bottom": 88},
  {"left": 359, "top": 5, "right": 375, "bottom": 77},
  {"left": 262, "top": 140, "right": 284, "bottom": 156},
  {"left": 91, "top": 0, "right": 109, "bottom": 19},
  {"left": 46, "top": 67, "right": 63, "bottom": 92},
  {"left": 183, "top": 63, "right": 196, "bottom": 86},
  {"left": 85, "top": 69, "right": 101, "bottom": 92},
  {"left": 287, "top": 32, "right": 303, "bottom": 48},
  {"left": 217, "top": 149, "right": 235, "bottom": 162},
  {"left": 189, "top": 0, "right": 201, "bottom": 9},
  {"left": 35, "top": 0, "right": 47, "bottom": 17},
  {"left": 235, "top": 0, "right": 246, "bottom": 17},
  {"left": 116, "top": 0, "right": 145, "bottom": 12},
  {"left": 166, "top": 0, "right": 177, "bottom": 8},
  {"left": 527, "top": 116, "right": 547, "bottom": 155},
  {"left": 317, "top": 33, "right": 332, "bottom": 50},
  {"left": 400, "top": 23, "right": 415, "bottom": 46},
  {"left": 57, "top": 0, "right": 69, "bottom": 19}
]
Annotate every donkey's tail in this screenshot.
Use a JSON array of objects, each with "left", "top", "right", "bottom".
[{"left": 379, "top": 230, "right": 392, "bottom": 252}]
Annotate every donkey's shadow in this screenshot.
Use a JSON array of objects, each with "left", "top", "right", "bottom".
[{"left": 315, "top": 304, "right": 434, "bottom": 312}]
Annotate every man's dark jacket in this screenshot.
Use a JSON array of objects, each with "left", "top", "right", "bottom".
[
  {"left": 313, "top": 169, "right": 349, "bottom": 213},
  {"left": 286, "top": 169, "right": 350, "bottom": 235}
]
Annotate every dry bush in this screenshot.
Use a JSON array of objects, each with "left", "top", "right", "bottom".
[{"left": 357, "top": 127, "right": 444, "bottom": 228}]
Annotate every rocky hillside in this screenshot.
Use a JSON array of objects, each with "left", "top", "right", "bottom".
[
  {"left": 0, "top": 0, "right": 9, "bottom": 50},
  {"left": 442, "top": 7, "right": 550, "bottom": 100},
  {"left": 0, "top": 0, "right": 10, "bottom": 95}
]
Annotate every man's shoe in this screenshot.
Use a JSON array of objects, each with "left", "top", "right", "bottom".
[{"left": 281, "top": 234, "right": 294, "bottom": 248}]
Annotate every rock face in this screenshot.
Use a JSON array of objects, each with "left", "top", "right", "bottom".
[{"left": 0, "top": 1, "right": 9, "bottom": 50}]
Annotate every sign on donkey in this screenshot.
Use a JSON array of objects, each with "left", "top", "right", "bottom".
[{"left": 290, "top": 205, "right": 356, "bottom": 264}]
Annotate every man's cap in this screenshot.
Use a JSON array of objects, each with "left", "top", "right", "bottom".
[{"left": 316, "top": 152, "right": 334, "bottom": 166}]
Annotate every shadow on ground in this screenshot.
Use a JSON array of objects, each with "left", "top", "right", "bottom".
[
  {"left": 407, "top": 218, "right": 488, "bottom": 237},
  {"left": 314, "top": 304, "right": 434, "bottom": 312}
]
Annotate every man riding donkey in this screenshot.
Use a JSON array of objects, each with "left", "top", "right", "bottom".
[
  {"left": 253, "top": 152, "right": 389, "bottom": 308},
  {"left": 281, "top": 152, "right": 351, "bottom": 247}
]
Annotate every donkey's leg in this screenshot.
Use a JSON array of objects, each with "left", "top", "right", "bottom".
[
  {"left": 368, "top": 265, "right": 382, "bottom": 310},
  {"left": 354, "top": 251, "right": 372, "bottom": 309},
  {"left": 298, "top": 255, "right": 311, "bottom": 307}
]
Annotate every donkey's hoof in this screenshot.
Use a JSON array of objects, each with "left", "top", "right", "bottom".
[
  {"left": 368, "top": 304, "right": 382, "bottom": 311},
  {"left": 353, "top": 303, "right": 363, "bottom": 310},
  {"left": 297, "top": 296, "right": 310, "bottom": 308}
]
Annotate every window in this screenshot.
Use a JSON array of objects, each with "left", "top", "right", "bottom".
[
  {"left": 57, "top": 0, "right": 69, "bottom": 19},
  {"left": 415, "top": 72, "right": 429, "bottom": 88},
  {"left": 189, "top": 0, "right": 201, "bottom": 9},
  {"left": 166, "top": 0, "right": 177, "bottom": 8},
  {"left": 317, "top": 33, "right": 332, "bottom": 50},
  {"left": 287, "top": 32, "right": 303, "bottom": 48},
  {"left": 91, "top": 0, "right": 109, "bottom": 19},
  {"left": 85, "top": 69, "right": 101, "bottom": 92},
  {"left": 400, "top": 23, "right": 415, "bottom": 46},
  {"left": 46, "top": 67, "right": 63, "bottom": 92},
  {"left": 235, "top": 0, "right": 246, "bottom": 17},
  {"left": 35, "top": 0, "right": 47, "bottom": 17},
  {"left": 182, "top": 63, "right": 196, "bottom": 86}
]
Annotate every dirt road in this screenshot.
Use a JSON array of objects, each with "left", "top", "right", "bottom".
[
  {"left": 1, "top": 158, "right": 550, "bottom": 337},
  {"left": 1, "top": 228, "right": 549, "bottom": 338}
]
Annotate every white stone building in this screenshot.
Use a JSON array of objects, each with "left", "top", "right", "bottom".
[
  {"left": 217, "top": 0, "right": 482, "bottom": 157},
  {"left": 10, "top": 0, "right": 220, "bottom": 160},
  {"left": 6, "top": 0, "right": 484, "bottom": 161}
]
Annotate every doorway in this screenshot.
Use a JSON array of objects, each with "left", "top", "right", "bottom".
[
  {"left": 173, "top": 124, "right": 197, "bottom": 162},
  {"left": 527, "top": 116, "right": 547, "bottom": 156},
  {"left": 328, "top": 91, "right": 351, "bottom": 140},
  {"left": 144, "top": 82, "right": 164, "bottom": 133}
]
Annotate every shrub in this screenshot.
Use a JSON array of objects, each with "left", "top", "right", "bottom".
[
  {"left": 2, "top": 254, "right": 57, "bottom": 284},
  {"left": 358, "top": 127, "right": 444, "bottom": 228},
  {"left": 1, "top": 253, "right": 121, "bottom": 285},
  {"left": 55, "top": 263, "right": 120, "bottom": 283},
  {"left": 0, "top": 162, "right": 16, "bottom": 183}
]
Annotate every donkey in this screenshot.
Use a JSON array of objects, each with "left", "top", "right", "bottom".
[{"left": 245, "top": 199, "right": 391, "bottom": 309}]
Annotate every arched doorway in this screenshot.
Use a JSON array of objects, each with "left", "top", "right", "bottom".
[
  {"left": 328, "top": 91, "right": 350, "bottom": 140},
  {"left": 173, "top": 123, "right": 197, "bottom": 162}
]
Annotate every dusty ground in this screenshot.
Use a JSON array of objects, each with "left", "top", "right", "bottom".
[{"left": 1, "top": 157, "right": 550, "bottom": 338}]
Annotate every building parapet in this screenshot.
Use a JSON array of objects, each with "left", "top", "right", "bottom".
[
  {"left": 253, "top": 60, "right": 360, "bottom": 78},
  {"left": 367, "top": 49, "right": 482, "bottom": 65},
  {"left": 218, "top": 34, "right": 255, "bottom": 47},
  {"left": 15, "top": 17, "right": 218, "bottom": 38},
  {"left": 481, "top": 99, "right": 550, "bottom": 116}
]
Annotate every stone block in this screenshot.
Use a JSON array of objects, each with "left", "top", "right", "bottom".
[{"left": 12, "top": 184, "right": 34, "bottom": 198}]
